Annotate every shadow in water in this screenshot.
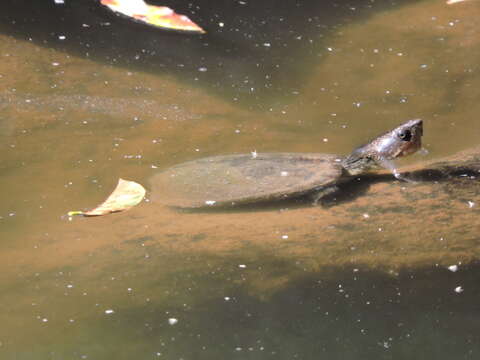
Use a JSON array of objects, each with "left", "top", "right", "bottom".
[
  {"left": 45, "top": 258, "right": 480, "bottom": 359},
  {"left": 175, "top": 158, "right": 480, "bottom": 213},
  {"left": 0, "top": 0, "right": 418, "bottom": 108}
]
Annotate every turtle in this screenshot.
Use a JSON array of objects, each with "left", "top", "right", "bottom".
[{"left": 150, "top": 119, "right": 423, "bottom": 208}]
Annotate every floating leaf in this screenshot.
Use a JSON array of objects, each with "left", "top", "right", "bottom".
[
  {"left": 68, "top": 178, "right": 146, "bottom": 217},
  {"left": 100, "top": 0, "right": 205, "bottom": 34}
]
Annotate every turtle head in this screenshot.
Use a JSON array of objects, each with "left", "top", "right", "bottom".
[{"left": 342, "top": 119, "right": 423, "bottom": 177}]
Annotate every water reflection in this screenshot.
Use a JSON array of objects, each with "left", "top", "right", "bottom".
[{"left": 0, "top": 0, "right": 421, "bottom": 108}]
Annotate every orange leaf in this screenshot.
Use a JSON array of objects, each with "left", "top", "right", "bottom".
[{"left": 100, "top": 0, "right": 205, "bottom": 34}]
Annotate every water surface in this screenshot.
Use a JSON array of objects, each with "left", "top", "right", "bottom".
[{"left": 1, "top": 0, "right": 480, "bottom": 358}]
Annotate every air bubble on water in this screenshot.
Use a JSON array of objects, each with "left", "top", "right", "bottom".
[{"left": 448, "top": 265, "right": 458, "bottom": 272}]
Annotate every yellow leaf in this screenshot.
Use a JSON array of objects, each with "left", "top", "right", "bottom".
[{"left": 68, "top": 178, "right": 146, "bottom": 217}]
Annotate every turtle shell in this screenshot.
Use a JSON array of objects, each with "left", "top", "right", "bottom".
[{"left": 150, "top": 152, "right": 344, "bottom": 208}]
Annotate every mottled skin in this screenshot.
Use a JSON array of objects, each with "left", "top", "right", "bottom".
[{"left": 341, "top": 119, "right": 423, "bottom": 179}]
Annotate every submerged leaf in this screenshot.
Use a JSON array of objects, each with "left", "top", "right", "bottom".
[
  {"left": 68, "top": 178, "right": 146, "bottom": 217},
  {"left": 100, "top": 0, "right": 205, "bottom": 34}
]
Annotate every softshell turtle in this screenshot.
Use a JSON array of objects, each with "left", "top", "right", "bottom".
[{"left": 150, "top": 119, "right": 423, "bottom": 208}]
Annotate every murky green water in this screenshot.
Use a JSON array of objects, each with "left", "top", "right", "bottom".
[{"left": 1, "top": 0, "right": 480, "bottom": 359}]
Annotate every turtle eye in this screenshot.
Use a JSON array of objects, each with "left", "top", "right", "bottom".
[{"left": 398, "top": 129, "right": 412, "bottom": 141}]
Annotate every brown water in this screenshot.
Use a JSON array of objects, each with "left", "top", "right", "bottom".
[{"left": 1, "top": 0, "right": 480, "bottom": 359}]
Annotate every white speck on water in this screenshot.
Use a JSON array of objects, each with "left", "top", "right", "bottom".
[
  {"left": 381, "top": 341, "right": 391, "bottom": 349},
  {"left": 420, "top": 64, "right": 428, "bottom": 69},
  {"left": 454, "top": 286, "right": 463, "bottom": 293},
  {"left": 168, "top": 318, "right": 178, "bottom": 325},
  {"left": 327, "top": 47, "right": 333, "bottom": 52},
  {"left": 251, "top": 150, "right": 258, "bottom": 159},
  {"left": 323, "top": 138, "right": 328, "bottom": 142},
  {"left": 235, "top": 129, "right": 241, "bottom": 134},
  {"left": 467, "top": 201, "right": 475, "bottom": 208},
  {"left": 205, "top": 200, "right": 216, "bottom": 206},
  {"left": 235, "top": 347, "right": 243, "bottom": 351},
  {"left": 58, "top": 35, "right": 66, "bottom": 40},
  {"left": 105, "top": 309, "right": 115, "bottom": 314},
  {"left": 54, "top": 0, "right": 65, "bottom": 4},
  {"left": 42, "top": 318, "right": 48, "bottom": 322},
  {"left": 281, "top": 171, "right": 289, "bottom": 177},
  {"left": 378, "top": 227, "right": 383, "bottom": 232},
  {"left": 198, "top": 67, "right": 207, "bottom": 72},
  {"left": 219, "top": 22, "right": 224, "bottom": 27},
  {"left": 281, "top": 235, "right": 289, "bottom": 239},
  {"left": 448, "top": 265, "right": 458, "bottom": 272},
  {"left": 362, "top": 213, "right": 370, "bottom": 219},
  {"left": 151, "top": 165, "right": 158, "bottom": 169},
  {"left": 66, "top": 284, "right": 73, "bottom": 288},
  {"left": 238, "top": 264, "right": 247, "bottom": 268},
  {"left": 224, "top": 296, "right": 231, "bottom": 301},
  {"left": 52, "top": 62, "right": 60, "bottom": 66},
  {"left": 195, "top": 148, "right": 200, "bottom": 152}
]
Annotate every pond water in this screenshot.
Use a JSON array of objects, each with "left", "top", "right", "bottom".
[{"left": 1, "top": 0, "right": 480, "bottom": 359}]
